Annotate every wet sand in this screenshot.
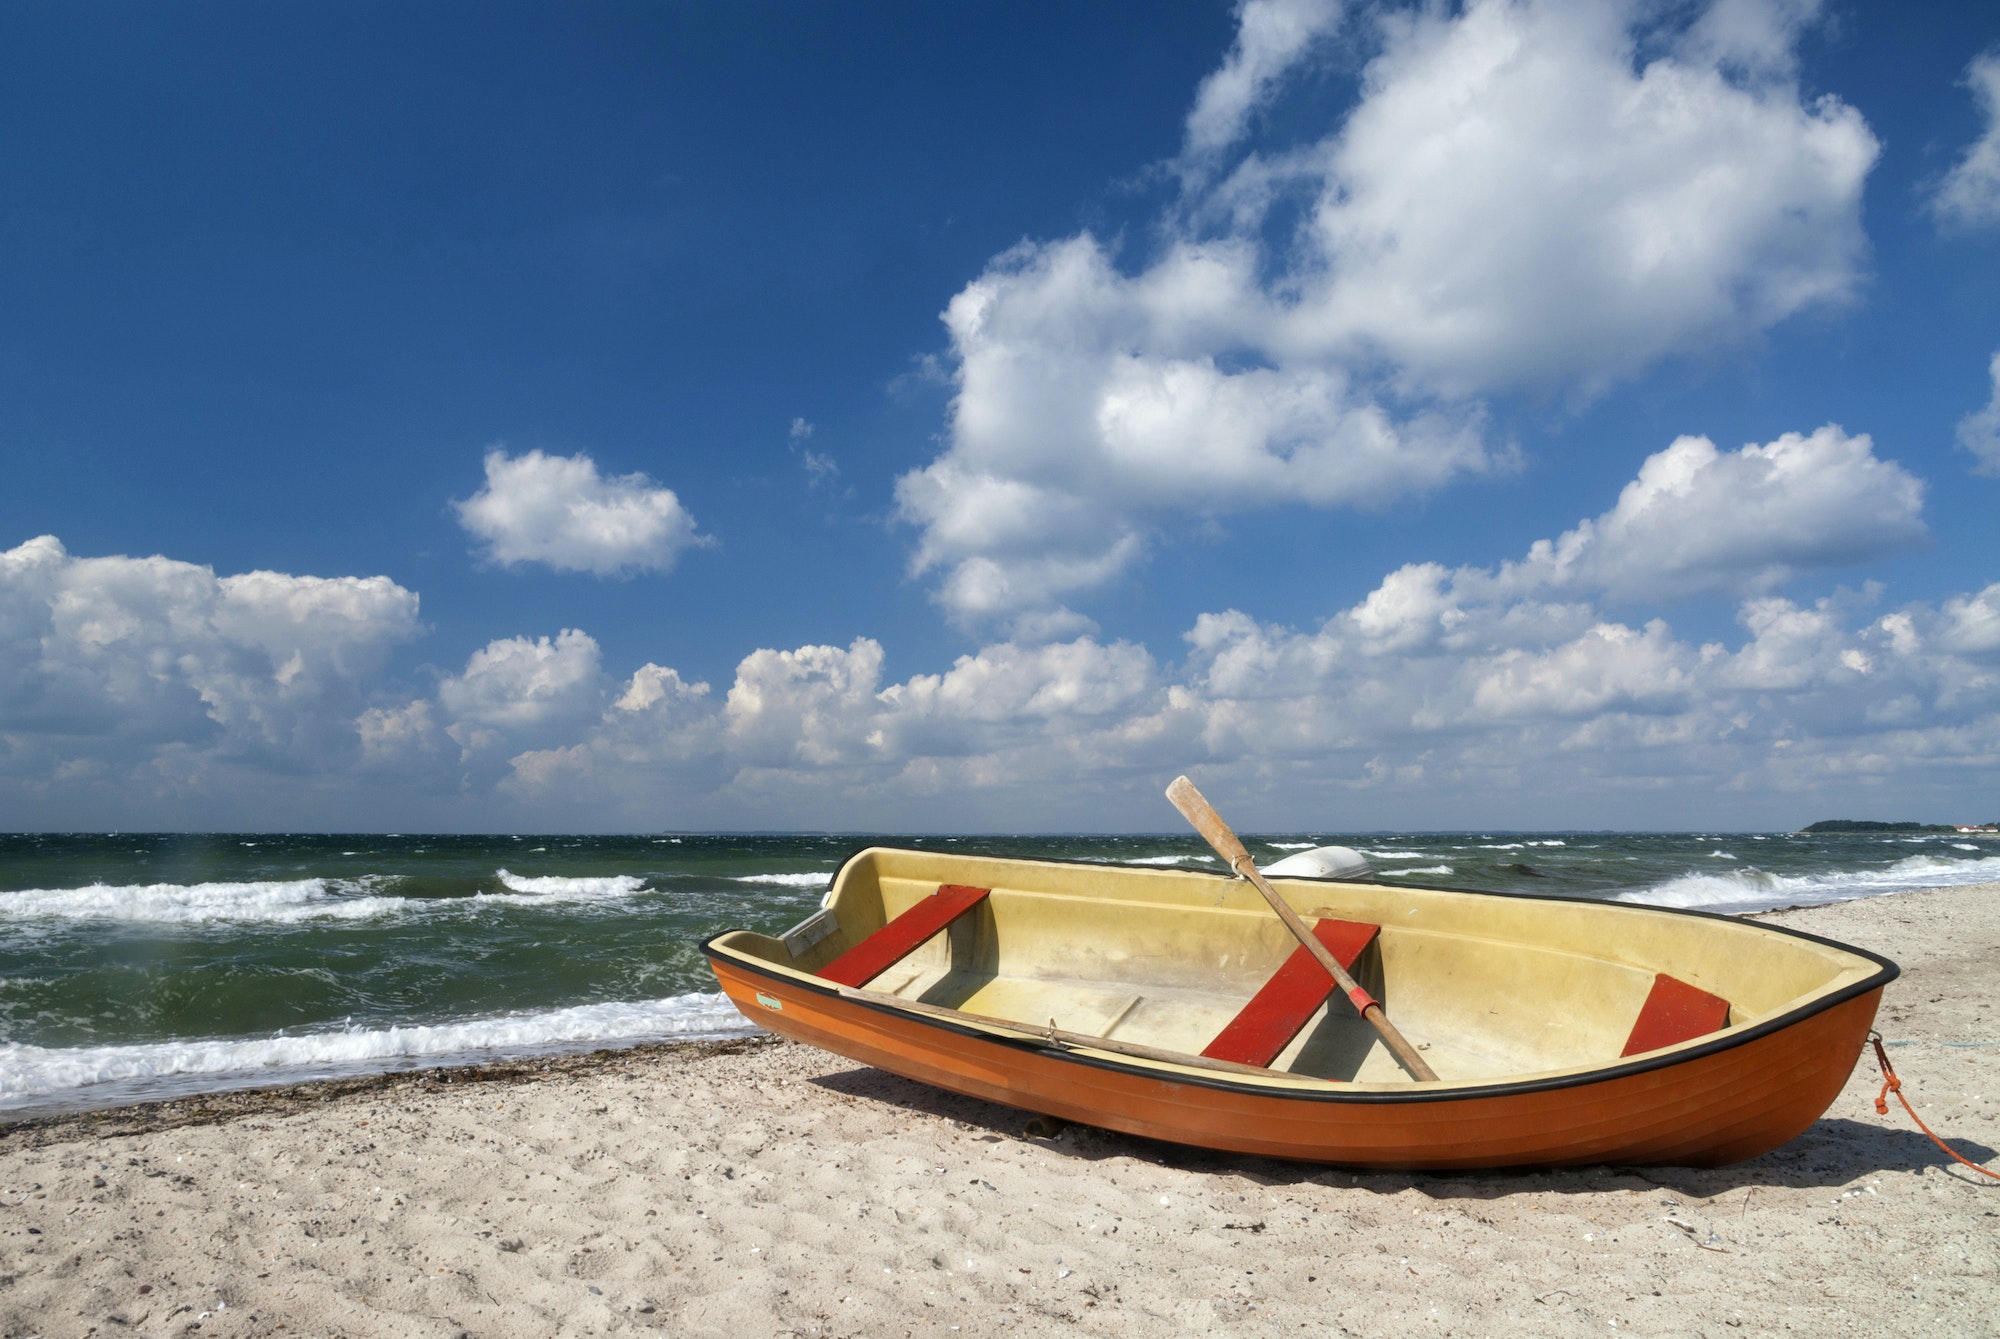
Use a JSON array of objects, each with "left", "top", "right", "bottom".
[{"left": 3, "top": 882, "right": 1995, "bottom": 1337}]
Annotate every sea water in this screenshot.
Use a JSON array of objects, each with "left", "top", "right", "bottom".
[{"left": 2, "top": 830, "right": 1995, "bottom": 1116}]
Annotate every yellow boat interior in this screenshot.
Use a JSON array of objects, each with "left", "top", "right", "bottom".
[{"left": 709, "top": 846, "right": 1891, "bottom": 1089}]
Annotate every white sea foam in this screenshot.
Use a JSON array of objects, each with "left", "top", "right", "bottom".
[
  {"left": 1123, "top": 855, "right": 1218, "bottom": 866},
  {"left": 0, "top": 870, "right": 662, "bottom": 926},
  {"left": 1618, "top": 853, "right": 2000, "bottom": 914},
  {"left": 0, "top": 878, "right": 412, "bottom": 926},
  {"left": 0, "top": 991, "right": 753, "bottom": 1113},
  {"left": 734, "top": 872, "right": 833, "bottom": 887},
  {"left": 1359, "top": 849, "right": 1435, "bottom": 861},
  {"left": 1266, "top": 842, "right": 1319, "bottom": 850},
  {"left": 489, "top": 870, "right": 650, "bottom": 901},
  {"left": 1375, "top": 865, "right": 1454, "bottom": 877}
]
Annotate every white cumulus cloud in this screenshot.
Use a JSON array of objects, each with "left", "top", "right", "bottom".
[
  {"left": 1182, "top": 0, "right": 1347, "bottom": 159},
  {"left": 454, "top": 449, "right": 705, "bottom": 577},
  {"left": 897, "top": 0, "right": 1878, "bottom": 623},
  {"left": 1272, "top": 0, "right": 1874, "bottom": 395},
  {"left": 1958, "top": 351, "right": 2000, "bottom": 477},
  {"left": 1938, "top": 585, "right": 2000, "bottom": 657},
  {"left": 472, "top": 429, "right": 1963, "bottom": 828},
  {"left": 724, "top": 639, "right": 892, "bottom": 769},
  {"left": 358, "top": 628, "right": 612, "bottom": 785},
  {"left": 895, "top": 234, "right": 1493, "bottom": 625},
  {"left": 483, "top": 569, "right": 2000, "bottom": 832},
  {"left": 1493, "top": 425, "right": 1927, "bottom": 602},
  {"left": 0, "top": 535, "right": 419, "bottom": 792},
  {"left": 1932, "top": 49, "right": 2000, "bottom": 229},
  {"left": 437, "top": 629, "right": 606, "bottom": 740},
  {"left": 5, "top": 519, "right": 1998, "bottom": 831},
  {"left": 1336, "top": 425, "right": 1925, "bottom": 659}
]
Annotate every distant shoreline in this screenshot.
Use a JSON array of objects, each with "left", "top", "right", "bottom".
[{"left": 1800, "top": 819, "right": 2000, "bottom": 834}]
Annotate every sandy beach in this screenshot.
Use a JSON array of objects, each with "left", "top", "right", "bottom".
[{"left": 3, "top": 883, "right": 1994, "bottom": 1338}]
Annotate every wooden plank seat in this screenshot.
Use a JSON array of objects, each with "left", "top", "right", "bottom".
[
  {"left": 818, "top": 883, "right": 992, "bottom": 988},
  {"left": 1202, "top": 918, "right": 1381, "bottom": 1068},
  {"left": 1620, "top": 973, "right": 1731, "bottom": 1056}
]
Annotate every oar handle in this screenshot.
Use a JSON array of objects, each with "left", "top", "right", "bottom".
[{"left": 1166, "top": 775, "right": 1439, "bottom": 1083}]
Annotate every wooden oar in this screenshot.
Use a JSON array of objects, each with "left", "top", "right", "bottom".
[
  {"left": 1165, "top": 775, "right": 1440, "bottom": 1082},
  {"left": 831, "top": 984, "right": 1335, "bottom": 1085}
]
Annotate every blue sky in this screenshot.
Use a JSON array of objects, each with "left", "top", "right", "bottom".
[{"left": 3, "top": 0, "right": 1998, "bottom": 832}]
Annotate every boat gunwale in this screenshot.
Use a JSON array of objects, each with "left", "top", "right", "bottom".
[{"left": 702, "top": 844, "right": 1900, "bottom": 1107}]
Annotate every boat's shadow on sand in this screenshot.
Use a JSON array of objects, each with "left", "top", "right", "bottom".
[{"left": 810, "top": 1065, "right": 1999, "bottom": 1198}]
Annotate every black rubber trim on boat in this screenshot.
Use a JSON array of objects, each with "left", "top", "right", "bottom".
[{"left": 700, "top": 844, "right": 1901, "bottom": 1107}]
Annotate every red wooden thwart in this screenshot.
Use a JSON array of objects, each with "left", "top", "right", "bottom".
[
  {"left": 1621, "top": 973, "right": 1732, "bottom": 1057},
  {"left": 818, "top": 884, "right": 992, "bottom": 988},
  {"left": 1202, "top": 918, "right": 1381, "bottom": 1068}
]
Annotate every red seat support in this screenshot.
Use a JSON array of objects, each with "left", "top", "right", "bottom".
[
  {"left": 818, "top": 884, "right": 992, "bottom": 988},
  {"left": 1202, "top": 918, "right": 1380, "bottom": 1068},
  {"left": 1620, "top": 973, "right": 1731, "bottom": 1057}
]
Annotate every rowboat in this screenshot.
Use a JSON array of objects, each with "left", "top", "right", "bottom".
[{"left": 702, "top": 844, "right": 1897, "bottom": 1169}]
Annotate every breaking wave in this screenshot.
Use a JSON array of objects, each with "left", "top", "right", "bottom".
[
  {"left": 1618, "top": 853, "right": 2000, "bottom": 914},
  {"left": 0, "top": 869, "right": 660, "bottom": 926},
  {"left": 0, "top": 991, "right": 753, "bottom": 1114},
  {"left": 733, "top": 872, "right": 833, "bottom": 887},
  {"left": 0, "top": 878, "right": 411, "bottom": 926},
  {"left": 482, "top": 870, "right": 651, "bottom": 903}
]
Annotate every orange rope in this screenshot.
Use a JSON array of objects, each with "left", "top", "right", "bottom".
[{"left": 1868, "top": 1032, "right": 2000, "bottom": 1183}]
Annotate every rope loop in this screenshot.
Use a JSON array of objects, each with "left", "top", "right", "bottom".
[{"left": 1867, "top": 1031, "right": 2000, "bottom": 1183}]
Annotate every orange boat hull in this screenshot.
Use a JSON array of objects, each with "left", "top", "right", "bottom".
[{"left": 709, "top": 954, "right": 1882, "bottom": 1170}]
